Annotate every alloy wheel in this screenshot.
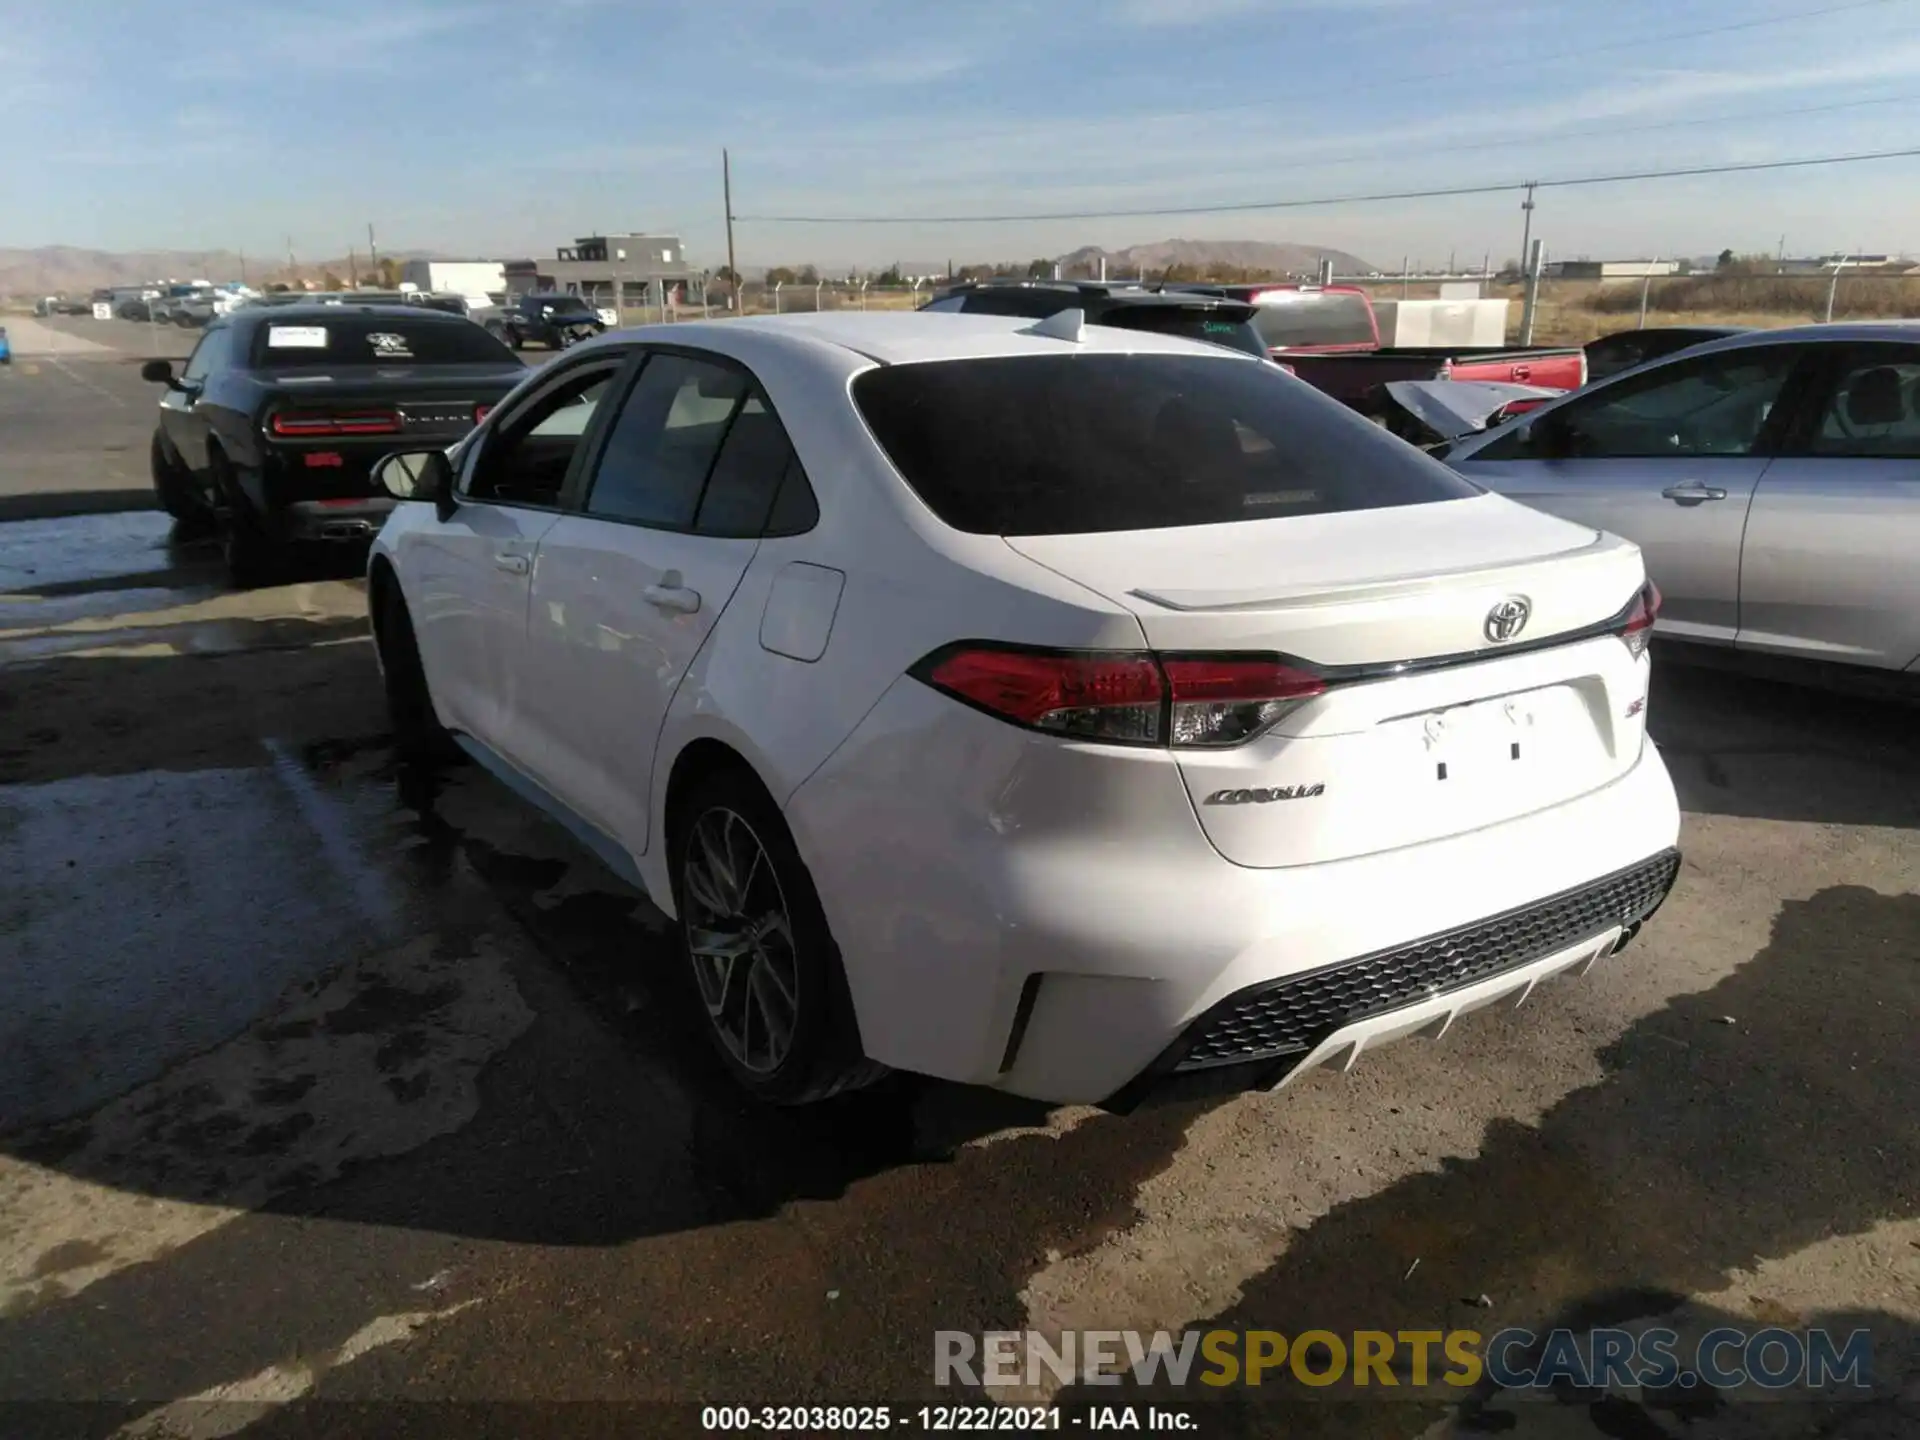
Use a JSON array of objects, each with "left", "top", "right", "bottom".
[{"left": 681, "top": 805, "right": 801, "bottom": 1074}]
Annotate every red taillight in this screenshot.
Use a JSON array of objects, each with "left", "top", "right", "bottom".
[
  {"left": 474, "top": 403, "right": 493, "bottom": 424},
  {"left": 923, "top": 647, "right": 1164, "bottom": 744},
  {"left": 1620, "top": 580, "right": 1662, "bottom": 658},
  {"left": 1162, "top": 656, "right": 1327, "bottom": 748},
  {"left": 913, "top": 645, "right": 1327, "bottom": 748},
  {"left": 270, "top": 410, "right": 402, "bottom": 438}
]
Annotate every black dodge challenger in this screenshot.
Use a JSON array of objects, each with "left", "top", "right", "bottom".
[{"left": 145, "top": 304, "right": 528, "bottom": 584}]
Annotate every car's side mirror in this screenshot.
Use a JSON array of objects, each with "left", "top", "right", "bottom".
[
  {"left": 140, "top": 358, "right": 178, "bottom": 387},
  {"left": 373, "top": 449, "right": 457, "bottom": 521}
]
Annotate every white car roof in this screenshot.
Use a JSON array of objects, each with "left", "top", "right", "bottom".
[{"left": 666, "top": 310, "right": 1263, "bottom": 367}]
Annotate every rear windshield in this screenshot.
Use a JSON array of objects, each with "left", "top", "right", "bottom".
[
  {"left": 251, "top": 316, "right": 515, "bottom": 367},
  {"left": 853, "top": 353, "right": 1481, "bottom": 536},
  {"left": 1095, "top": 307, "right": 1270, "bottom": 359},
  {"left": 531, "top": 295, "right": 595, "bottom": 313},
  {"left": 1248, "top": 292, "right": 1376, "bottom": 349}
]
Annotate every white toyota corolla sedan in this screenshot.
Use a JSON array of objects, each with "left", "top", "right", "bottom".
[{"left": 365, "top": 310, "right": 1681, "bottom": 1108}]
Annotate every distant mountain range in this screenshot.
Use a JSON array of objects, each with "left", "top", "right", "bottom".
[
  {"left": 1055, "top": 238, "right": 1374, "bottom": 278},
  {"left": 4, "top": 236, "right": 1378, "bottom": 298},
  {"left": 0, "top": 245, "right": 444, "bottom": 298}
]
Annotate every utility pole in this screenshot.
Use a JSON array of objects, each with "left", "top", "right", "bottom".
[
  {"left": 286, "top": 236, "right": 296, "bottom": 282},
  {"left": 238, "top": 250, "right": 247, "bottom": 284},
  {"left": 368, "top": 223, "right": 378, "bottom": 271},
  {"left": 1518, "top": 182, "right": 1537, "bottom": 284},
  {"left": 1521, "top": 238, "right": 1545, "bottom": 345},
  {"left": 722, "top": 149, "right": 738, "bottom": 310},
  {"left": 349, "top": 247, "right": 358, "bottom": 287}
]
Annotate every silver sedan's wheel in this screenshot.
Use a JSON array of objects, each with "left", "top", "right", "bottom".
[{"left": 682, "top": 805, "right": 801, "bottom": 1075}]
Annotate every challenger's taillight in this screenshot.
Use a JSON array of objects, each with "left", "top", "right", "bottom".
[
  {"left": 1619, "top": 580, "right": 1662, "bottom": 659},
  {"left": 270, "top": 409, "right": 402, "bottom": 438},
  {"left": 474, "top": 403, "right": 494, "bottom": 424},
  {"left": 911, "top": 644, "right": 1327, "bottom": 749}
]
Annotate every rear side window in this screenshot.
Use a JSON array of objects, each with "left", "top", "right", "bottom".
[
  {"left": 852, "top": 353, "right": 1481, "bottom": 536},
  {"left": 1095, "top": 308, "right": 1269, "bottom": 359},
  {"left": 694, "top": 395, "right": 815, "bottom": 537},
  {"left": 251, "top": 316, "right": 515, "bottom": 367},
  {"left": 586, "top": 354, "right": 746, "bottom": 528},
  {"left": 1248, "top": 293, "right": 1375, "bottom": 349}
]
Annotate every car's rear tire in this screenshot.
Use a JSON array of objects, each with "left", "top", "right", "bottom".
[
  {"left": 375, "top": 580, "right": 458, "bottom": 765},
  {"left": 669, "top": 766, "right": 886, "bottom": 1105},
  {"left": 209, "top": 449, "right": 281, "bottom": 588}
]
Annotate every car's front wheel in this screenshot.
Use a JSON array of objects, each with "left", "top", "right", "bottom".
[{"left": 670, "top": 767, "right": 885, "bottom": 1105}]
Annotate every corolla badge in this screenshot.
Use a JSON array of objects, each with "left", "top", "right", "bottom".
[
  {"left": 1484, "top": 595, "right": 1532, "bottom": 644},
  {"left": 1204, "top": 784, "right": 1325, "bottom": 805}
]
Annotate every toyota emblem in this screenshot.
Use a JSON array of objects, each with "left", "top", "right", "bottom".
[{"left": 1484, "top": 595, "right": 1532, "bottom": 643}]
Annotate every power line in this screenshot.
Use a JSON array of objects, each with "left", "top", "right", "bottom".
[
  {"left": 1217, "top": 92, "right": 1920, "bottom": 177},
  {"left": 737, "top": 146, "right": 1920, "bottom": 225}
]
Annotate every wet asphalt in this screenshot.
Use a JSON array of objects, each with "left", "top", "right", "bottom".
[{"left": 0, "top": 330, "right": 1916, "bottom": 1440}]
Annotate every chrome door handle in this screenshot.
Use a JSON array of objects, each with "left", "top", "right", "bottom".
[
  {"left": 1660, "top": 482, "right": 1728, "bottom": 504},
  {"left": 493, "top": 552, "right": 530, "bottom": 575},
  {"left": 642, "top": 584, "right": 701, "bottom": 614}
]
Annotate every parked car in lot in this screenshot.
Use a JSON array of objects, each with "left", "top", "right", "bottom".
[
  {"left": 1169, "top": 282, "right": 1588, "bottom": 413},
  {"left": 919, "top": 280, "right": 1272, "bottom": 358},
  {"left": 1443, "top": 323, "right": 1920, "bottom": 679},
  {"left": 364, "top": 311, "right": 1681, "bottom": 1108},
  {"left": 1583, "top": 325, "right": 1753, "bottom": 383},
  {"left": 141, "top": 304, "right": 526, "bottom": 584},
  {"left": 473, "top": 291, "right": 609, "bottom": 350}
]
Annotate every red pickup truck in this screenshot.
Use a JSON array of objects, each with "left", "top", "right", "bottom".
[{"left": 1169, "top": 283, "right": 1587, "bottom": 411}]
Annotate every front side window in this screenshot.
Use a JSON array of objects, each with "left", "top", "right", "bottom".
[
  {"left": 852, "top": 352, "right": 1481, "bottom": 537},
  {"left": 1471, "top": 346, "right": 1799, "bottom": 461},
  {"left": 585, "top": 354, "right": 747, "bottom": 528},
  {"left": 1809, "top": 346, "right": 1920, "bottom": 458},
  {"left": 464, "top": 365, "right": 617, "bottom": 506},
  {"left": 182, "top": 328, "right": 228, "bottom": 382}
]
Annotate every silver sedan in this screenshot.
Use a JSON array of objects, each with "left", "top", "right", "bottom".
[{"left": 1443, "top": 323, "right": 1920, "bottom": 677}]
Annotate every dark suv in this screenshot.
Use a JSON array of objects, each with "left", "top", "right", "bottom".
[
  {"left": 919, "top": 281, "right": 1271, "bottom": 359},
  {"left": 485, "top": 292, "right": 608, "bottom": 350}
]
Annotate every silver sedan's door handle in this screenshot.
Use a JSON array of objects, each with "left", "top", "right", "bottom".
[
  {"left": 642, "top": 583, "right": 701, "bottom": 614},
  {"left": 493, "top": 552, "right": 530, "bottom": 575},
  {"left": 1661, "top": 482, "right": 1729, "bottom": 504}
]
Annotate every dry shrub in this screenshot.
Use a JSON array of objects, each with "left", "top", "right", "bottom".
[{"left": 1580, "top": 273, "right": 1920, "bottom": 320}]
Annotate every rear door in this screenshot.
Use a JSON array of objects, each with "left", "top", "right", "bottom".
[
  {"left": 519, "top": 349, "right": 788, "bottom": 850},
  {"left": 1447, "top": 342, "right": 1810, "bottom": 645},
  {"left": 409, "top": 356, "right": 627, "bottom": 749},
  {"left": 1736, "top": 341, "right": 1920, "bottom": 668}
]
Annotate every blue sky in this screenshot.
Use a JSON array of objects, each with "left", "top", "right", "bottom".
[{"left": 4, "top": 0, "right": 1920, "bottom": 271}]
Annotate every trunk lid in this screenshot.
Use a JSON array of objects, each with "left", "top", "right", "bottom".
[{"left": 1004, "top": 494, "right": 1654, "bottom": 868}]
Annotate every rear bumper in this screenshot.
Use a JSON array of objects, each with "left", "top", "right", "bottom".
[
  {"left": 787, "top": 679, "right": 1684, "bottom": 1106},
  {"left": 278, "top": 497, "right": 395, "bottom": 542},
  {"left": 1104, "top": 847, "right": 1678, "bottom": 1109}
]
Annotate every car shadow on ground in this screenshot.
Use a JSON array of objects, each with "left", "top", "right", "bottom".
[
  {"left": 1648, "top": 654, "right": 1920, "bottom": 830},
  {"left": 1049, "top": 883, "right": 1920, "bottom": 1437}
]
